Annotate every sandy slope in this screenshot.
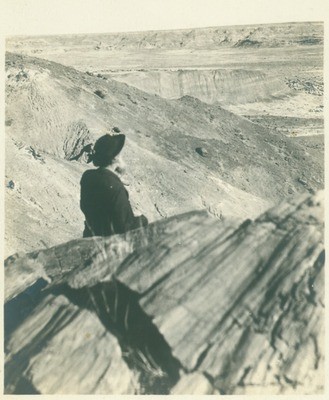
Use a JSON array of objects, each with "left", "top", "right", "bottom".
[{"left": 5, "top": 52, "right": 323, "bottom": 256}]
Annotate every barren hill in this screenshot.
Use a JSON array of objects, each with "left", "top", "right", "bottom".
[
  {"left": 5, "top": 52, "right": 323, "bottom": 256},
  {"left": 7, "top": 22, "right": 323, "bottom": 137}
]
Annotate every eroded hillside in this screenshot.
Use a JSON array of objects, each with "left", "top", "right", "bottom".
[
  {"left": 5, "top": 52, "right": 324, "bottom": 256},
  {"left": 7, "top": 23, "right": 323, "bottom": 138}
]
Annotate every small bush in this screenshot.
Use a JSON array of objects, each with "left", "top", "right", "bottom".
[{"left": 94, "top": 90, "right": 106, "bottom": 99}]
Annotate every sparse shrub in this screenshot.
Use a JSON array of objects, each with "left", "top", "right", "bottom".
[
  {"left": 126, "top": 94, "right": 137, "bottom": 104},
  {"left": 94, "top": 90, "right": 106, "bottom": 99},
  {"left": 7, "top": 180, "right": 15, "bottom": 189}
]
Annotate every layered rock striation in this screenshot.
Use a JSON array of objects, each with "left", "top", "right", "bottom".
[
  {"left": 4, "top": 191, "right": 325, "bottom": 394},
  {"left": 111, "top": 68, "right": 291, "bottom": 105}
]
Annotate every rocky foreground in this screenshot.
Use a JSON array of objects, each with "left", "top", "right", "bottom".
[{"left": 4, "top": 191, "right": 324, "bottom": 395}]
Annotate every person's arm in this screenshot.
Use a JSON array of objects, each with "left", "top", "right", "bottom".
[{"left": 111, "top": 185, "right": 148, "bottom": 234}]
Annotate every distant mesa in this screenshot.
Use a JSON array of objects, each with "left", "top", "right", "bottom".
[{"left": 5, "top": 22, "right": 324, "bottom": 53}]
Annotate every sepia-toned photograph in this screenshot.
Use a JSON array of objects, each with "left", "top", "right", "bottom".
[{"left": 2, "top": 0, "right": 326, "bottom": 395}]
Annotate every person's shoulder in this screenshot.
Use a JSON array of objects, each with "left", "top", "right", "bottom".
[
  {"left": 81, "top": 168, "right": 106, "bottom": 186},
  {"left": 81, "top": 169, "right": 95, "bottom": 181},
  {"left": 99, "top": 168, "right": 125, "bottom": 189},
  {"left": 100, "top": 168, "right": 120, "bottom": 179},
  {"left": 81, "top": 168, "right": 124, "bottom": 187},
  {"left": 82, "top": 169, "right": 95, "bottom": 176}
]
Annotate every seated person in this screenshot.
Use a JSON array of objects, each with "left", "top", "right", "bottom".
[{"left": 80, "top": 133, "right": 148, "bottom": 237}]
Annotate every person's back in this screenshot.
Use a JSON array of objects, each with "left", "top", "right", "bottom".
[{"left": 80, "top": 133, "right": 148, "bottom": 237}]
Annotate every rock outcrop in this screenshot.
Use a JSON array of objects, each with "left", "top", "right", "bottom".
[{"left": 4, "top": 191, "right": 325, "bottom": 394}]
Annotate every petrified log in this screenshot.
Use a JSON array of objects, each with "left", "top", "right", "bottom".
[
  {"left": 5, "top": 294, "right": 139, "bottom": 394},
  {"left": 4, "top": 192, "right": 324, "bottom": 394}
]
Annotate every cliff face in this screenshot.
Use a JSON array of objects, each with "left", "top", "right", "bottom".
[
  {"left": 5, "top": 191, "right": 325, "bottom": 395},
  {"left": 112, "top": 68, "right": 291, "bottom": 104}
]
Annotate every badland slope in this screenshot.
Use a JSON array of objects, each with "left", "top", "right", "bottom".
[
  {"left": 5, "top": 52, "right": 323, "bottom": 256},
  {"left": 7, "top": 22, "right": 323, "bottom": 137}
]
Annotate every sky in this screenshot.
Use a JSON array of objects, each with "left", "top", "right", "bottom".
[{"left": 0, "top": 0, "right": 327, "bottom": 37}]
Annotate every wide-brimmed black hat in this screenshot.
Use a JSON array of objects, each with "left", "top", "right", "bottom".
[{"left": 89, "top": 134, "right": 125, "bottom": 166}]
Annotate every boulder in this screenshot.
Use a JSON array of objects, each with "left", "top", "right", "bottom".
[{"left": 195, "top": 147, "right": 208, "bottom": 157}]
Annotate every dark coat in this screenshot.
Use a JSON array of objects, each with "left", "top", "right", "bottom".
[{"left": 80, "top": 167, "right": 148, "bottom": 237}]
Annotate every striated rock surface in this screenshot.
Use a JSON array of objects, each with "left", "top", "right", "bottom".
[
  {"left": 5, "top": 294, "right": 139, "bottom": 394},
  {"left": 4, "top": 191, "right": 324, "bottom": 394},
  {"left": 171, "top": 372, "right": 219, "bottom": 395}
]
